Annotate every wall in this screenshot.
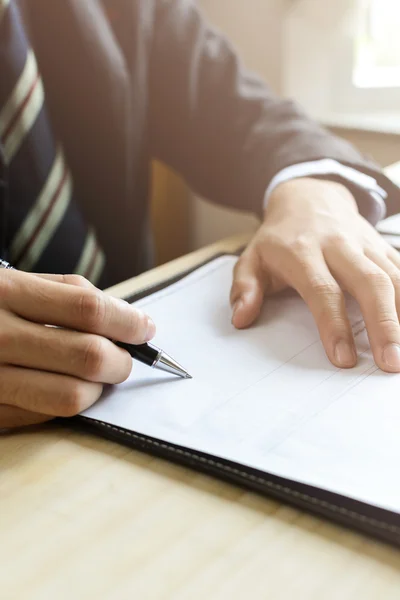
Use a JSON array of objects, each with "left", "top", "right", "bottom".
[
  {"left": 326, "top": 128, "right": 400, "bottom": 168},
  {"left": 190, "top": 0, "right": 287, "bottom": 249},
  {"left": 199, "top": 0, "right": 285, "bottom": 93}
]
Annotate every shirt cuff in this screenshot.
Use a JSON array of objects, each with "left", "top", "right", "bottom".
[{"left": 264, "top": 159, "right": 388, "bottom": 224}]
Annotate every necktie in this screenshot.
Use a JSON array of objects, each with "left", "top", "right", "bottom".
[{"left": 0, "top": 0, "right": 106, "bottom": 285}]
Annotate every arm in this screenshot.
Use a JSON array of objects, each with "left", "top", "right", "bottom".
[
  {"left": 148, "top": 0, "right": 400, "bottom": 218},
  {"left": 148, "top": 0, "right": 400, "bottom": 376}
]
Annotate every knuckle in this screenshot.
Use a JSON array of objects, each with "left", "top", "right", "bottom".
[
  {"left": 362, "top": 270, "right": 392, "bottom": 289},
  {"left": 287, "top": 236, "right": 315, "bottom": 256},
  {"left": 324, "top": 233, "right": 349, "bottom": 248},
  {"left": 0, "top": 273, "right": 15, "bottom": 301},
  {"left": 76, "top": 291, "right": 107, "bottom": 329},
  {"left": 61, "top": 381, "right": 89, "bottom": 417},
  {"left": 259, "top": 232, "right": 280, "bottom": 248},
  {"left": 377, "top": 316, "right": 399, "bottom": 328},
  {"left": 316, "top": 313, "right": 348, "bottom": 336},
  {"left": 64, "top": 274, "right": 91, "bottom": 288},
  {"left": 306, "top": 278, "right": 341, "bottom": 299},
  {"left": 81, "top": 337, "right": 107, "bottom": 380},
  {"left": 0, "top": 323, "right": 15, "bottom": 350}
]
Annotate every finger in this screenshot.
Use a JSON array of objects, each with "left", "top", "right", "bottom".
[
  {"left": 0, "top": 313, "right": 133, "bottom": 384},
  {"left": 386, "top": 247, "right": 400, "bottom": 271},
  {"left": 0, "top": 405, "right": 52, "bottom": 430},
  {"left": 288, "top": 251, "right": 356, "bottom": 369},
  {"left": 0, "top": 270, "right": 155, "bottom": 344},
  {"left": 326, "top": 243, "right": 400, "bottom": 373},
  {"left": 230, "top": 249, "right": 265, "bottom": 329},
  {"left": 0, "top": 365, "right": 103, "bottom": 417},
  {"left": 33, "top": 273, "right": 95, "bottom": 289},
  {"left": 364, "top": 249, "right": 400, "bottom": 314}
]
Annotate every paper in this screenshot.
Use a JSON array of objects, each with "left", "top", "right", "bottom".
[
  {"left": 378, "top": 213, "right": 400, "bottom": 236},
  {"left": 82, "top": 256, "right": 400, "bottom": 513},
  {"left": 380, "top": 234, "right": 400, "bottom": 249},
  {"left": 377, "top": 213, "right": 400, "bottom": 248}
]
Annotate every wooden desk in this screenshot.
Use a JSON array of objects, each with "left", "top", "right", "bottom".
[{"left": 2, "top": 172, "right": 400, "bottom": 599}]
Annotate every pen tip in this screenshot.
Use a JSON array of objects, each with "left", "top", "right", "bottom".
[{"left": 185, "top": 373, "right": 193, "bottom": 379}]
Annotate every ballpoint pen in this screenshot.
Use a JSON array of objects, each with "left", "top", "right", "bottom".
[
  {"left": 0, "top": 259, "right": 192, "bottom": 379},
  {"left": 116, "top": 341, "right": 192, "bottom": 379}
]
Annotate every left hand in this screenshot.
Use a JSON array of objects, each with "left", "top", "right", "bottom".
[{"left": 230, "top": 177, "right": 400, "bottom": 373}]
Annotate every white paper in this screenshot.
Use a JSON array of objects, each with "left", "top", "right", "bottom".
[
  {"left": 82, "top": 256, "right": 400, "bottom": 513},
  {"left": 380, "top": 234, "right": 400, "bottom": 250},
  {"left": 378, "top": 213, "right": 400, "bottom": 235}
]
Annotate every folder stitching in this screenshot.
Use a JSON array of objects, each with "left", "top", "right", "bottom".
[{"left": 82, "top": 417, "right": 400, "bottom": 536}]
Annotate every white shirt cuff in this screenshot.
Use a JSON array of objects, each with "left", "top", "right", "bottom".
[{"left": 264, "top": 159, "right": 388, "bottom": 223}]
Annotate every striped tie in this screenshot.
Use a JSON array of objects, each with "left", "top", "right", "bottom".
[{"left": 0, "top": 0, "right": 106, "bottom": 285}]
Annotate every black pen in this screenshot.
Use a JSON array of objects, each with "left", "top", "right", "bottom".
[
  {"left": 0, "top": 259, "right": 192, "bottom": 379},
  {"left": 116, "top": 341, "right": 192, "bottom": 379}
]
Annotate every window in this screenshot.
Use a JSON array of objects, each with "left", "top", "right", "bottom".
[
  {"left": 283, "top": 0, "right": 400, "bottom": 119},
  {"left": 354, "top": 0, "right": 400, "bottom": 89}
]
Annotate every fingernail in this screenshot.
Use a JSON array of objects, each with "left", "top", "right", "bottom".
[
  {"left": 145, "top": 317, "right": 156, "bottom": 342},
  {"left": 382, "top": 344, "right": 400, "bottom": 370},
  {"left": 334, "top": 340, "right": 356, "bottom": 367}
]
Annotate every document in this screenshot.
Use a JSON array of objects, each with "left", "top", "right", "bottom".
[
  {"left": 83, "top": 256, "right": 400, "bottom": 513},
  {"left": 378, "top": 213, "right": 400, "bottom": 236}
]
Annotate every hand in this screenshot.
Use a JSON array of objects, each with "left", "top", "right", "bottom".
[
  {"left": 231, "top": 177, "right": 400, "bottom": 373},
  {"left": 0, "top": 271, "right": 156, "bottom": 430}
]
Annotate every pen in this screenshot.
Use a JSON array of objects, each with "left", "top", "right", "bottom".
[
  {"left": 115, "top": 341, "right": 192, "bottom": 379},
  {"left": 0, "top": 259, "right": 192, "bottom": 379}
]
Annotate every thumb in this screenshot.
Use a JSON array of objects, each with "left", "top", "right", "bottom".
[{"left": 230, "top": 250, "right": 265, "bottom": 329}]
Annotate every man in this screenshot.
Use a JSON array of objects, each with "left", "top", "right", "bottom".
[{"left": 1, "top": 0, "right": 399, "bottom": 430}]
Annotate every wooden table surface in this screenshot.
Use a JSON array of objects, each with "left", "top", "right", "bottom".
[{"left": 1, "top": 164, "right": 400, "bottom": 600}]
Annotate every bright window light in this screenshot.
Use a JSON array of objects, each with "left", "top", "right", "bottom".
[{"left": 354, "top": 0, "right": 400, "bottom": 88}]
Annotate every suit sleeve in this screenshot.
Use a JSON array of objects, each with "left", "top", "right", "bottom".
[{"left": 148, "top": 0, "right": 400, "bottom": 217}]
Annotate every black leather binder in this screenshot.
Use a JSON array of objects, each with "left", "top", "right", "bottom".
[{"left": 77, "top": 254, "right": 400, "bottom": 548}]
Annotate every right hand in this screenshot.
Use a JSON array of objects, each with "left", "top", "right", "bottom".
[{"left": 0, "top": 270, "right": 156, "bottom": 430}]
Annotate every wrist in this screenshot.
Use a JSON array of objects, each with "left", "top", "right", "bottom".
[{"left": 265, "top": 177, "right": 359, "bottom": 220}]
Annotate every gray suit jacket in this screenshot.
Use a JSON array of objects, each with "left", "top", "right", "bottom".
[{"left": 21, "top": 0, "right": 400, "bottom": 285}]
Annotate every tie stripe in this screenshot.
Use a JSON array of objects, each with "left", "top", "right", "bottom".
[
  {"left": 19, "top": 176, "right": 72, "bottom": 271},
  {"left": 74, "top": 229, "right": 106, "bottom": 282},
  {"left": 75, "top": 229, "right": 96, "bottom": 275},
  {"left": 10, "top": 147, "right": 64, "bottom": 260},
  {"left": 10, "top": 149, "right": 72, "bottom": 269},
  {"left": 0, "top": 50, "right": 44, "bottom": 163},
  {"left": 87, "top": 242, "right": 106, "bottom": 284},
  {"left": 1, "top": 1, "right": 107, "bottom": 286}
]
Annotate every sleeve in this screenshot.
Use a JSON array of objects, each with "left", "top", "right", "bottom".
[
  {"left": 264, "top": 160, "right": 388, "bottom": 224},
  {"left": 148, "top": 0, "right": 400, "bottom": 217}
]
